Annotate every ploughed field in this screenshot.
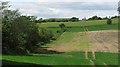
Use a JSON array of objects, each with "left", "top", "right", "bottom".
[{"left": 45, "top": 30, "right": 118, "bottom": 53}]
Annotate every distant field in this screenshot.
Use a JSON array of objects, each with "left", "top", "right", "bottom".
[
  {"left": 37, "top": 18, "right": 118, "bottom": 28},
  {"left": 37, "top": 18, "right": 118, "bottom": 34}
]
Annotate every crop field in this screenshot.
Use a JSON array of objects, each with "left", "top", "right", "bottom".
[{"left": 2, "top": 18, "right": 119, "bottom": 66}]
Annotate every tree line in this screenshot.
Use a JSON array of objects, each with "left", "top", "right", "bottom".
[
  {"left": 36, "top": 17, "right": 79, "bottom": 23},
  {"left": 82, "top": 15, "right": 119, "bottom": 21},
  {"left": 34, "top": 15, "right": 119, "bottom": 23}
]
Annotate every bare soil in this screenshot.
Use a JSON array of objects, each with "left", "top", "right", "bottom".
[
  {"left": 87, "top": 30, "right": 118, "bottom": 53},
  {"left": 43, "top": 30, "right": 118, "bottom": 53}
]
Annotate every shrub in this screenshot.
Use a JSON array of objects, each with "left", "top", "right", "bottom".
[
  {"left": 59, "top": 23, "right": 67, "bottom": 32},
  {"left": 107, "top": 19, "right": 112, "bottom": 24}
]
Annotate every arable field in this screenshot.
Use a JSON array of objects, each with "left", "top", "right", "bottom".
[
  {"left": 46, "top": 30, "right": 118, "bottom": 53},
  {"left": 2, "top": 18, "right": 119, "bottom": 66}
]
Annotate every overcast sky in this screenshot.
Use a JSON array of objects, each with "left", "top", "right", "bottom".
[{"left": 2, "top": 0, "right": 120, "bottom": 19}]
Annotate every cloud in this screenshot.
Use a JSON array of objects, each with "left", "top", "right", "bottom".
[
  {"left": 6, "top": 1, "right": 118, "bottom": 19},
  {"left": 36, "top": 0, "right": 119, "bottom": 2},
  {"left": 49, "top": 2, "right": 117, "bottom": 10},
  {"left": 2, "top": 0, "right": 35, "bottom": 2},
  {"left": 48, "top": 8, "right": 61, "bottom": 14},
  {"left": 3, "top": 0, "right": 119, "bottom": 2}
]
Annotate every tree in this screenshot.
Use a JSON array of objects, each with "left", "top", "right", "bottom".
[
  {"left": 70, "top": 17, "right": 79, "bottom": 22},
  {"left": 2, "top": 1, "right": 54, "bottom": 54},
  {"left": 37, "top": 18, "right": 43, "bottom": 23},
  {"left": 0, "top": 1, "right": 10, "bottom": 10},
  {"left": 111, "top": 16, "right": 118, "bottom": 19},
  {"left": 88, "top": 16, "right": 102, "bottom": 20},
  {"left": 2, "top": 1, "right": 22, "bottom": 54},
  {"left": 27, "top": 16, "right": 37, "bottom": 22},
  {"left": 59, "top": 23, "right": 66, "bottom": 32},
  {"left": 12, "top": 16, "right": 40, "bottom": 52}
]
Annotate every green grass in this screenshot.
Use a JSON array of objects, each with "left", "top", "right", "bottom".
[
  {"left": 37, "top": 18, "right": 118, "bottom": 33},
  {"left": 2, "top": 52, "right": 118, "bottom": 65},
  {"left": 2, "top": 52, "right": 91, "bottom": 65},
  {"left": 66, "top": 23, "right": 118, "bottom": 32},
  {"left": 94, "top": 52, "right": 118, "bottom": 65},
  {"left": 37, "top": 18, "right": 118, "bottom": 28},
  {"left": 49, "top": 32, "right": 75, "bottom": 44}
]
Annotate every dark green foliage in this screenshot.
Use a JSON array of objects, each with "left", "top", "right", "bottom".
[
  {"left": 36, "top": 18, "right": 43, "bottom": 23},
  {"left": 3, "top": 15, "right": 54, "bottom": 54},
  {"left": 70, "top": 17, "right": 79, "bottom": 22},
  {"left": 57, "top": 30, "right": 60, "bottom": 33},
  {"left": 87, "top": 16, "right": 119, "bottom": 20},
  {"left": 107, "top": 19, "right": 112, "bottom": 25},
  {"left": 88, "top": 16, "right": 102, "bottom": 20},
  {"left": 50, "top": 24, "right": 67, "bottom": 40},
  {"left": 38, "top": 28, "right": 53, "bottom": 43},
  {"left": 37, "top": 17, "right": 79, "bottom": 22},
  {"left": 2, "top": 2, "right": 54, "bottom": 55},
  {"left": 2, "top": 16, "right": 39, "bottom": 54},
  {"left": 111, "top": 16, "right": 118, "bottom": 19},
  {"left": 59, "top": 23, "right": 66, "bottom": 31},
  {"left": 15, "top": 16, "right": 41, "bottom": 52},
  {"left": 52, "top": 23, "right": 67, "bottom": 40},
  {"left": 59, "top": 24, "right": 65, "bottom": 29}
]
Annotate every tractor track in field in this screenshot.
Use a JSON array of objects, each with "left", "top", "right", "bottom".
[
  {"left": 89, "top": 60, "right": 95, "bottom": 66},
  {"left": 88, "top": 30, "right": 118, "bottom": 53},
  {"left": 82, "top": 26, "right": 113, "bottom": 67},
  {"left": 82, "top": 25, "right": 96, "bottom": 66}
]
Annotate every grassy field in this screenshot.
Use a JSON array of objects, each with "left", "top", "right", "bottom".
[
  {"left": 43, "top": 18, "right": 118, "bottom": 52},
  {"left": 2, "top": 52, "right": 118, "bottom": 65},
  {"left": 37, "top": 19, "right": 118, "bottom": 39},
  {"left": 2, "top": 18, "right": 118, "bottom": 66},
  {"left": 37, "top": 18, "right": 118, "bottom": 27}
]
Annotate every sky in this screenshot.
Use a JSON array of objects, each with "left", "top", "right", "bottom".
[{"left": 2, "top": 0, "right": 120, "bottom": 19}]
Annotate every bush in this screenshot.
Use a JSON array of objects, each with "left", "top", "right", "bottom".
[
  {"left": 59, "top": 23, "right": 67, "bottom": 32},
  {"left": 51, "top": 23, "right": 67, "bottom": 40},
  {"left": 107, "top": 19, "right": 112, "bottom": 24},
  {"left": 3, "top": 16, "right": 54, "bottom": 55}
]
